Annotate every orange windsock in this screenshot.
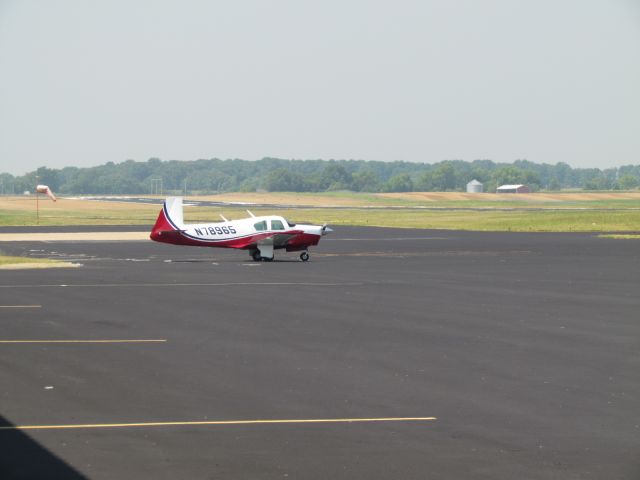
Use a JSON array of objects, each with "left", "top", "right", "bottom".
[{"left": 36, "top": 184, "right": 57, "bottom": 202}]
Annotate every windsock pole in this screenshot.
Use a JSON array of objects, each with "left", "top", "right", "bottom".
[
  {"left": 35, "top": 176, "right": 39, "bottom": 225},
  {"left": 34, "top": 182, "right": 57, "bottom": 224}
]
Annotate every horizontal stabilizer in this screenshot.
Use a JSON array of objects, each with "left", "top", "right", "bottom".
[{"left": 155, "top": 229, "right": 186, "bottom": 239}]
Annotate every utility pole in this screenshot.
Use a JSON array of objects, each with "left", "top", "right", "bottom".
[{"left": 150, "top": 178, "right": 163, "bottom": 196}]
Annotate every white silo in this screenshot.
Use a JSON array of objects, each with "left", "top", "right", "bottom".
[{"left": 466, "top": 179, "right": 483, "bottom": 193}]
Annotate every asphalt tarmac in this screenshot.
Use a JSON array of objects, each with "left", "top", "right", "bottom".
[{"left": 0, "top": 227, "right": 638, "bottom": 479}]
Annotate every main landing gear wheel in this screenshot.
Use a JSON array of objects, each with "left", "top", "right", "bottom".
[
  {"left": 250, "top": 250, "right": 274, "bottom": 262},
  {"left": 300, "top": 251, "right": 310, "bottom": 262}
]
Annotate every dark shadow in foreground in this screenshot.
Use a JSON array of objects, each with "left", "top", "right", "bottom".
[{"left": 0, "top": 415, "right": 86, "bottom": 479}]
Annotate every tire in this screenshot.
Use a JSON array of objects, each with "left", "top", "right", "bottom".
[{"left": 300, "top": 252, "right": 309, "bottom": 262}]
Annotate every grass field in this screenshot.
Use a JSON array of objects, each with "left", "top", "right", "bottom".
[
  {"left": 0, "top": 197, "right": 157, "bottom": 226},
  {"left": 1, "top": 193, "right": 639, "bottom": 232},
  {"left": 195, "top": 191, "right": 640, "bottom": 209}
]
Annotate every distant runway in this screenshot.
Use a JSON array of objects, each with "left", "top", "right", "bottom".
[
  {"left": 65, "top": 195, "right": 640, "bottom": 211},
  {"left": 0, "top": 226, "right": 638, "bottom": 479}
]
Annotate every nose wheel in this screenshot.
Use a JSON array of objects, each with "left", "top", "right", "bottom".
[{"left": 300, "top": 251, "right": 310, "bottom": 262}]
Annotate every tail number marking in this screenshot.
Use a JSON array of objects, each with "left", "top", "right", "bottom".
[{"left": 194, "top": 226, "right": 237, "bottom": 236}]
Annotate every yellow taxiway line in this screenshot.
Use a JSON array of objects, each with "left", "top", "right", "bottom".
[
  {"left": 0, "top": 417, "right": 437, "bottom": 431},
  {"left": 0, "top": 339, "right": 167, "bottom": 344}
]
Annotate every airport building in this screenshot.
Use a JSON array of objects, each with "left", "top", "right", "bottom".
[
  {"left": 496, "top": 184, "right": 530, "bottom": 194},
  {"left": 466, "top": 179, "right": 483, "bottom": 193}
]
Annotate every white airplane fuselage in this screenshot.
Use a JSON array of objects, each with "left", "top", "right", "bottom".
[{"left": 150, "top": 197, "right": 331, "bottom": 261}]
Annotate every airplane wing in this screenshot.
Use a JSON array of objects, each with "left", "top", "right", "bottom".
[
  {"left": 233, "top": 230, "right": 305, "bottom": 250},
  {"left": 266, "top": 231, "right": 306, "bottom": 248}
]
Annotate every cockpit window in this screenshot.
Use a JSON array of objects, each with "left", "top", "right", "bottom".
[
  {"left": 284, "top": 219, "right": 295, "bottom": 227},
  {"left": 254, "top": 220, "right": 267, "bottom": 231},
  {"left": 271, "top": 220, "right": 285, "bottom": 231}
]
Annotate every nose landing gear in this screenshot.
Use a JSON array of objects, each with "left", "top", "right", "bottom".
[{"left": 300, "top": 251, "right": 310, "bottom": 262}]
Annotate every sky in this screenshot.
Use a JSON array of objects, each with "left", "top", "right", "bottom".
[{"left": 0, "top": 0, "right": 639, "bottom": 175}]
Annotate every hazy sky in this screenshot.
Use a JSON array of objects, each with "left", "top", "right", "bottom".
[{"left": 1, "top": 0, "right": 639, "bottom": 175}]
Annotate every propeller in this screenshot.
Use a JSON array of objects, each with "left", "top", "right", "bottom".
[{"left": 321, "top": 224, "right": 333, "bottom": 235}]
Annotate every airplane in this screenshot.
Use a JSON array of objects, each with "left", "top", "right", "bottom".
[{"left": 150, "top": 197, "right": 332, "bottom": 261}]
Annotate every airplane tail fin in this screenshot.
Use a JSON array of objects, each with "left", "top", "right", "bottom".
[
  {"left": 150, "top": 197, "right": 184, "bottom": 241},
  {"left": 163, "top": 197, "right": 184, "bottom": 227}
]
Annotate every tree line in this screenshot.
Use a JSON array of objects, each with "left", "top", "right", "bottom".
[{"left": 1, "top": 157, "right": 639, "bottom": 195}]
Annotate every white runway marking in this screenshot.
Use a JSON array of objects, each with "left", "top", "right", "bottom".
[
  {"left": 325, "top": 237, "right": 449, "bottom": 241},
  {"left": 0, "top": 282, "right": 363, "bottom": 289},
  {"left": 0, "top": 305, "right": 42, "bottom": 308},
  {"left": 1, "top": 416, "right": 437, "bottom": 431},
  {"left": 0, "top": 339, "right": 167, "bottom": 344}
]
